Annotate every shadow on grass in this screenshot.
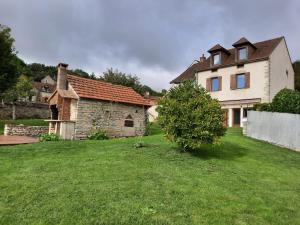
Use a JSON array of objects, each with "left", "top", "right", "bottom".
[{"left": 174, "top": 141, "right": 248, "bottom": 161}]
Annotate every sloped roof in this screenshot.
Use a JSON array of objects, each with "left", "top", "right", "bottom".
[
  {"left": 208, "top": 44, "right": 230, "bottom": 54},
  {"left": 232, "top": 37, "right": 255, "bottom": 47},
  {"left": 33, "top": 82, "right": 56, "bottom": 93},
  {"left": 171, "top": 36, "right": 283, "bottom": 84},
  {"left": 67, "top": 75, "right": 151, "bottom": 106}
]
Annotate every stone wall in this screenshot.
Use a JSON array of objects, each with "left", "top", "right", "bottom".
[
  {"left": 4, "top": 124, "right": 48, "bottom": 137},
  {"left": 75, "top": 98, "right": 147, "bottom": 139},
  {"left": 0, "top": 102, "right": 50, "bottom": 119}
]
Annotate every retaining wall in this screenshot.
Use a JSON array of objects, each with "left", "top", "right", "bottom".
[
  {"left": 0, "top": 102, "right": 50, "bottom": 119},
  {"left": 244, "top": 111, "right": 300, "bottom": 151},
  {"left": 4, "top": 124, "right": 49, "bottom": 137}
]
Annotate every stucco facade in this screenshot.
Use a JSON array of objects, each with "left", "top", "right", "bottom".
[{"left": 171, "top": 37, "right": 295, "bottom": 128}]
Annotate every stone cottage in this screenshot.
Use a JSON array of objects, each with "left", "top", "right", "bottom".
[{"left": 47, "top": 63, "right": 151, "bottom": 139}]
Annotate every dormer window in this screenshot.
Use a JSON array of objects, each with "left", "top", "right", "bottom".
[
  {"left": 238, "top": 47, "right": 247, "bottom": 60},
  {"left": 213, "top": 53, "right": 221, "bottom": 65}
]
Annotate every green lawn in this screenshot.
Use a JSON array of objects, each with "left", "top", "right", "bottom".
[
  {"left": 0, "top": 119, "right": 48, "bottom": 134},
  {"left": 0, "top": 128, "right": 299, "bottom": 225}
]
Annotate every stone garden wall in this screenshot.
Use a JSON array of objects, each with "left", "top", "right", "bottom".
[
  {"left": 0, "top": 102, "right": 50, "bottom": 119},
  {"left": 75, "top": 98, "right": 147, "bottom": 139},
  {"left": 4, "top": 124, "right": 48, "bottom": 137}
]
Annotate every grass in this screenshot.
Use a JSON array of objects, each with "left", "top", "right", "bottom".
[
  {"left": 0, "top": 128, "right": 299, "bottom": 224},
  {"left": 0, "top": 119, "right": 48, "bottom": 134}
]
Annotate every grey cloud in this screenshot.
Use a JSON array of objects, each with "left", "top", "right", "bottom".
[{"left": 0, "top": 0, "right": 299, "bottom": 90}]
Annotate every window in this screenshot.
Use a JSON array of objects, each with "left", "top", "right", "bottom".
[
  {"left": 211, "top": 77, "right": 219, "bottom": 91},
  {"left": 124, "top": 115, "right": 134, "bottom": 127},
  {"left": 236, "top": 73, "right": 245, "bottom": 89},
  {"left": 213, "top": 53, "right": 220, "bottom": 65},
  {"left": 238, "top": 47, "right": 247, "bottom": 60}
]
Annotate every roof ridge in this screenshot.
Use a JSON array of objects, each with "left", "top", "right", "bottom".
[{"left": 67, "top": 74, "right": 136, "bottom": 91}]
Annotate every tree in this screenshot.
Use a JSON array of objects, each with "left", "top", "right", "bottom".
[
  {"left": 271, "top": 88, "right": 300, "bottom": 114},
  {"left": 2, "top": 75, "right": 34, "bottom": 119},
  {"left": 26, "top": 63, "right": 56, "bottom": 81},
  {"left": 100, "top": 68, "right": 162, "bottom": 96},
  {"left": 293, "top": 61, "right": 300, "bottom": 91},
  {"left": 157, "top": 80, "right": 226, "bottom": 151},
  {"left": 72, "top": 69, "right": 90, "bottom": 78},
  {"left": 0, "top": 24, "right": 20, "bottom": 94}
]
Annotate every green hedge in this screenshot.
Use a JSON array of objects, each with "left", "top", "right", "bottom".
[{"left": 254, "top": 89, "right": 300, "bottom": 114}]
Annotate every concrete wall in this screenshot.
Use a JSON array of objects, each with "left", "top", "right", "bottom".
[
  {"left": 269, "top": 39, "right": 295, "bottom": 100},
  {"left": 244, "top": 111, "right": 300, "bottom": 151},
  {"left": 4, "top": 124, "right": 48, "bottom": 137},
  {"left": 0, "top": 102, "right": 50, "bottom": 119},
  {"left": 196, "top": 60, "right": 270, "bottom": 103},
  {"left": 74, "top": 98, "right": 147, "bottom": 139}
]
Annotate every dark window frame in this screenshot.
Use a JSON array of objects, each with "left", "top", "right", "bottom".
[
  {"left": 236, "top": 73, "right": 246, "bottom": 89},
  {"left": 212, "top": 53, "right": 221, "bottom": 66},
  {"left": 211, "top": 77, "right": 219, "bottom": 92},
  {"left": 237, "top": 47, "right": 248, "bottom": 61}
]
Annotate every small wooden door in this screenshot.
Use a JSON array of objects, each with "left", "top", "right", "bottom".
[{"left": 222, "top": 109, "right": 228, "bottom": 127}]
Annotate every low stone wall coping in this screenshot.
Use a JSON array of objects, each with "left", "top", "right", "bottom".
[{"left": 4, "top": 124, "right": 48, "bottom": 137}]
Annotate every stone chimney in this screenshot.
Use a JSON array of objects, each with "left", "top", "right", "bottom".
[
  {"left": 199, "top": 54, "right": 206, "bottom": 63},
  {"left": 144, "top": 91, "right": 150, "bottom": 98},
  {"left": 57, "top": 63, "right": 68, "bottom": 90}
]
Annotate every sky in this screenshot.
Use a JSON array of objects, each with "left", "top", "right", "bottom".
[{"left": 0, "top": 0, "right": 299, "bottom": 91}]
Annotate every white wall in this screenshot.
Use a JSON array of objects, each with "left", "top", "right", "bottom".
[
  {"left": 147, "top": 105, "right": 158, "bottom": 122},
  {"left": 245, "top": 111, "right": 300, "bottom": 151},
  {"left": 269, "top": 39, "right": 295, "bottom": 100},
  {"left": 196, "top": 60, "right": 270, "bottom": 103}
]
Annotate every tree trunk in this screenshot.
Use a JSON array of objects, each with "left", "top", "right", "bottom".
[{"left": 12, "top": 103, "right": 16, "bottom": 120}]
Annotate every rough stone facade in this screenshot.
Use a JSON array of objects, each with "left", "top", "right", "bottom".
[
  {"left": 0, "top": 102, "right": 50, "bottom": 119},
  {"left": 4, "top": 124, "right": 48, "bottom": 137},
  {"left": 75, "top": 98, "right": 147, "bottom": 139}
]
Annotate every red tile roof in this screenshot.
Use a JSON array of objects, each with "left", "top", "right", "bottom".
[
  {"left": 171, "top": 36, "right": 283, "bottom": 84},
  {"left": 67, "top": 75, "right": 151, "bottom": 106}
]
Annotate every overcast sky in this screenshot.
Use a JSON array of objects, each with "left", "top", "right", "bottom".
[{"left": 0, "top": 0, "right": 299, "bottom": 91}]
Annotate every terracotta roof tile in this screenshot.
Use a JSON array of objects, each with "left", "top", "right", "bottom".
[
  {"left": 171, "top": 36, "right": 283, "bottom": 84},
  {"left": 67, "top": 75, "right": 151, "bottom": 106}
]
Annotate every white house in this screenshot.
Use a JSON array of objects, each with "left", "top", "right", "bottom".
[{"left": 171, "top": 37, "right": 294, "bottom": 127}]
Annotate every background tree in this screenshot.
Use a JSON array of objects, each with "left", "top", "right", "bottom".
[
  {"left": 100, "top": 68, "right": 162, "bottom": 96},
  {"left": 157, "top": 80, "right": 226, "bottom": 151},
  {"left": 26, "top": 63, "right": 56, "bottom": 81},
  {"left": 0, "top": 24, "right": 21, "bottom": 95},
  {"left": 2, "top": 75, "right": 34, "bottom": 119},
  {"left": 293, "top": 61, "right": 300, "bottom": 91}
]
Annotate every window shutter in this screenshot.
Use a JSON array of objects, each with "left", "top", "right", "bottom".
[
  {"left": 218, "top": 76, "right": 222, "bottom": 91},
  {"left": 230, "top": 74, "right": 236, "bottom": 90},
  {"left": 206, "top": 78, "right": 211, "bottom": 91},
  {"left": 245, "top": 72, "right": 250, "bottom": 88}
]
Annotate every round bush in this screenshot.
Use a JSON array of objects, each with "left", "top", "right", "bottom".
[
  {"left": 157, "top": 80, "right": 226, "bottom": 151},
  {"left": 271, "top": 88, "right": 300, "bottom": 114}
]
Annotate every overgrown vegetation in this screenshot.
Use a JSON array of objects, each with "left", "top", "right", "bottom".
[
  {"left": 254, "top": 88, "right": 300, "bottom": 114},
  {"left": 87, "top": 129, "right": 109, "bottom": 140},
  {"left": 293, "top": 60, "right": 300, "bottom": 91},
  {"left": 0, "top": 129, "right": 299, "bottom": 224},
  {"left": 157, "top": 80, "right": 226, "bottom": 151},
  {"left": 39, "top": 133, "right": 60, "bottom": 142}
]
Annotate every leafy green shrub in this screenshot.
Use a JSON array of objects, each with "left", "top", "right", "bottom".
[
  {"left": 253, "top": 103, "right": 272, "bottom": 112},
  {"left": 157, "top": 80, "right": 226, "bottom": 151},
  {"left": 87, "top": 129, "right": 109, "bottom": 140},
  {"left": 271, "top": 88, "right": 300, "bottom": 114},
  {"left": 145, "top": 122, "right": 162, "bottom": 136},
  {"left": 39, "top": 133, "right": 60, "bottom": 142}
]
